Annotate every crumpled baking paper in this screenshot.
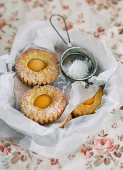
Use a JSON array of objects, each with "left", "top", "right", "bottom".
[{"left": 0, "top": 21, "right": 122, "bottom": 157}]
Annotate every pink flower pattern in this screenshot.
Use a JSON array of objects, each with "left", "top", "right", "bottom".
[
  {"left": 93, "top": 137, "right": 115, "bottom": 154},
  {"left": 80, "top": 130, "right": 123, "bottom": 168}
]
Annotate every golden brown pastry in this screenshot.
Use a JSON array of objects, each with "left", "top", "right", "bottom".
[
  {"left": 72, "top": 87, "right": 103, "bottom": 117},
  {"left": 20, "top": 85, "right": 67, "bottom": 125},
  {"left": 16, "top": 49, "right": 58, "bottom": 86}
]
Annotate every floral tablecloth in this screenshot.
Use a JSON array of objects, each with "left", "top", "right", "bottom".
[{"left": 0, "top": 0, "right": 123, "bottom": 169}]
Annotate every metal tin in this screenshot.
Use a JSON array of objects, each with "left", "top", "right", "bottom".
[{"left": 61, "top": 47, "right": 97, "bottom": 81}]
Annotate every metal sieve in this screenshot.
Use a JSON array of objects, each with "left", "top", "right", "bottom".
[{"left": 50, "top": 14, "right": 97, "bottom": 83}]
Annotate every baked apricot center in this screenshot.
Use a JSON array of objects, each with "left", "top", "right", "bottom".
[
  {"left": 34, "top": 94, "right": 52, "bottom": 109},
  {"left": 27, "top": 58, "right": 46, "bottom": 72},
  {"left": 83, "top": 96, "right": 95, "bottom": 105}
]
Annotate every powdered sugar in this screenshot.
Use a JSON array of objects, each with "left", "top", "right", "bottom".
[{"left": 68, "top": 60, "right": 89, "bottom": 79}]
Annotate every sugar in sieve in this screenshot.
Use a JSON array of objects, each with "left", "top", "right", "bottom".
[{"left": 50, "top": 14, "right": 97, "bottom": 84}]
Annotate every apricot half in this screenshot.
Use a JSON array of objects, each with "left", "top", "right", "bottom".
[
  {"left": 34, "top": 94, "right": 52, "bottom": 109},
  {"left": 27, "top": 58, "right": 46, "bottom": 72}
]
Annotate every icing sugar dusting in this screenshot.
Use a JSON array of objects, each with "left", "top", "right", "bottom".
[{"left": 68, "top": 60, "right": 89, "bottom": 79}]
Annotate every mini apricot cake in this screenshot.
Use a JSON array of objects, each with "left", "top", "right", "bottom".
[
  {"left": 20, "top": 85, "right": 67, "bottom": 125},
  {"left": 16, "top": 49, "right": 58, "bottom": 86},
  {"left": 72, "top": 87, "right": 103, "bottom": 117}
]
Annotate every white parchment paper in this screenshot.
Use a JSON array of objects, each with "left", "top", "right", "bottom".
[{"left": 0, "top": 21, "right": 122, "bottom": 157}]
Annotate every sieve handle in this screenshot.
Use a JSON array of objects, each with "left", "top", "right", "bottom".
[
  {"left": 50, "top": 14, "right": 72, "bottom": 48},
  {"left": 85, "top": 80, "right": 93, "bottom": 88}
]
